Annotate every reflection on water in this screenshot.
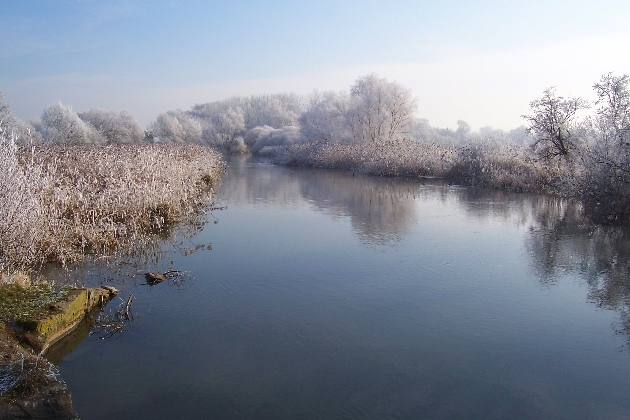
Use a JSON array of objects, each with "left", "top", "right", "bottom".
[
  {"left": 57, "top": 155, "right": 630, "bottom": 420},
  {"left": 222, "top": 157, "right": 438, "bottom": 243},
  {"left": 524, "top": 202, "right": 630, "bottom": 349}
]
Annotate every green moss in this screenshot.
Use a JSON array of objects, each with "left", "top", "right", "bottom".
[
  {"left": 0, "top": 284, "right": 69, "bottom": 323},
  {"left": 17, "top": 290, "right": 88, "bottom": 335}
]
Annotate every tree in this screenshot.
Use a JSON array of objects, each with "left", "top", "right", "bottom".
[
  {"left": 578, "top": 73, "right": 630, "bottom": 219},
  {"left": 40, "top": 102, "right": 104, "bottom": 144},
  {"left": 78, "top": 108, "right": 144, "bottom": 144},
  {"left": 522, "top": 87, "right": 588, "bottom": 160},
  {"left": 593, "top": 73, "right": 630, "bottom": 146},
  {"left": 455, "top": 120, "right": 472, "bottom": 143},
  {"left": 0, "top": 91, "right": 42, "bottom": 145},
  {"left": 148, "top": 110, "right": 202, "bottom": 143},
  {"left": 201, "top": 107, "right": 245, "bottom": 150},
  {"left": 347, "top": 74, "right": 416, "bottom": 143},
  {"left": 299, "top": 91, "right": 352, "bottom": 143}
]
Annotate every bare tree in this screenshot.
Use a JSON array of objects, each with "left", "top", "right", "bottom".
[
  {"left": 522, "top": 87, "right": 588, "bottom": 160},
  {"left": 347, "top": 74, "right": 416, "bottom": 143},
  {"left": 593, "top": 73, "right": 630, "bottom": 146},
  {"left": 578, "top": 73, "right": 630, "bottom": 219}
]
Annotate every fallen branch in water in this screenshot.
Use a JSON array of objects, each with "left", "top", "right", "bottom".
[{"left": 90, "top": 294, "right": 133, "bottom": 339}]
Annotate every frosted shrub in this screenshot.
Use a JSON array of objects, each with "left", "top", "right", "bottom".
[
  {"left": 30, "top": 144, "right": 224, "bottom": 266},
  {"left": 0, "top": 350, "right": 62, "bottom": 397}
]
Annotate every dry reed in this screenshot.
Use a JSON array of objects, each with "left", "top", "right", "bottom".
[
  {"left": 273, "top": 139, "right": 565, "bottom": 193},
  {"left": 0, "top": 139, "right": 224, "bottom": 274}
]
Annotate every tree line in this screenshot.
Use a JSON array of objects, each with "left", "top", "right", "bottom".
[
  {"left": 0, "top": 74, "right": 527, "bottom": 150},
  {"left": 1, "top": 72, "right": 629, "bottom": 221}
]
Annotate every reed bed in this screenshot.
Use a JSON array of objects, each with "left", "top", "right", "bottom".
[
  {"left": 445, "top": 141, "right": 568, "bottom": 193},
  {"left": 0, "top": 139, "right": 224, "bottom": 274},
  {"left": 274, "top": 139, "right": 458, "bottom": 177},
  {"left": 273, "top": 138, "right": 562, "bottom": 192}
]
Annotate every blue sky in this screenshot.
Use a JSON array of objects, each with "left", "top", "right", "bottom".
[{"left": 2, "top": 0, "right": 629, "bottom": 129}]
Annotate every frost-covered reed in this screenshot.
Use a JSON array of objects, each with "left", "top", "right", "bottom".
[
  {"left": 274, "top": 139, "right": 458, "bottom": 177},
  {"left": 445, "top": 141, "right": 569, "bottom": 192},
  {"left": 0, "top": 131, "right": 223, "bottom": 274},
  {"left": 273, "top": 138, "right": 563, "bottom": 192}
]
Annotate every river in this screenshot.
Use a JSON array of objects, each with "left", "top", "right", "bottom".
[{"left": 56, "top": 155, "right": 630, "bottom": 419}]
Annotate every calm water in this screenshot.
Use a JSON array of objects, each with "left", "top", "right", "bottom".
[{"left": 57, "top": 156, "right": 630, "bottom": 419}]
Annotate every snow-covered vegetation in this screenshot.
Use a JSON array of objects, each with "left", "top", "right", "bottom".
[
  {"left": 2, "top": 71, "right": 629, "bottom": 225},
  {"left": 0, "top": 97, "right": 223, "bottom": 274}
]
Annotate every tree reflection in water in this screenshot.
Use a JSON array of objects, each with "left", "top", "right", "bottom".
[
  {"left": 521, "top": 199, "right": 630, "bottom": 350},
  {"left": 223, "top": 156, "right": 630, "bottom": 351}
]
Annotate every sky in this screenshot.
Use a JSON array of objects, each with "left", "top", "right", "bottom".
[{"left": 1, "top": 0, "right": 630, "bottom": 130}]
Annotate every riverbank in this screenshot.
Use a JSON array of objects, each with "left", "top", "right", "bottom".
[
  {"left": 1, "top": 142, "right": 224, "bottom": 274},
  {"left": 1, "top": 141, "right": 224, "bottom": 418},
  {"left": 272, "top": 139, "right": 564, "bottom": 192},
  {"left": 0, "top": 275, "right": 120, "bottom": 419}
]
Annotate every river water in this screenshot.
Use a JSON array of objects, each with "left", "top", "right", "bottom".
[{"left": 57, "top": 156, "right": 630, "bottom": 419}]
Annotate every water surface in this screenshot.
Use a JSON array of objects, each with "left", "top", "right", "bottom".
[{"left": 58, "top": 156, "right": 630, "bottom": 419}]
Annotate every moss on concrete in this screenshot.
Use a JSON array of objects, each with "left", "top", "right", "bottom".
[{"left": 15, "top": 287, "right": 117, "bottom": 353}]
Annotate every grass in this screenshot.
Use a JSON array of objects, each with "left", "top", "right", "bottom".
[{"left": 0, "top": 283, "right": 69, "bottom": 323}]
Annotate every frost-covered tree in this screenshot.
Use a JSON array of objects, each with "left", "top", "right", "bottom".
[
  {"left": 40, "top": 102, "right": 105, "bottom": 144},
  {"left": 244, "top": 93, "right": 305, "bottom": 129},
  {"left": 593, "top": 73, "right": 630, "bottom": 147},
  {"left": 299, "top": 91, "right": 352, "bottom": 143},
  {"left": 148, "top": 110, "right": 202, "bottom": 143},
  {"left": 201, "top": 107, "right": 246, "bottom": 150},
  {"left": 578, "top": 73, "right": 630, "bottom": 219},
  {"left": 346, "top": 74, "right": 416, "bottom": 143},
  {"left": 455, "top": 120, "right": 473, "bottom": 143},
  {"left": 0, "top": 91, "right": 42, "bottom": 145},
  {"left": 244, "top": 125, "right": 301, "bottom": 154},
  {"left": 190, "top": 93, "right": 305, "bottom": 132},
  {"left": 300, "top": 75, "right": 416, "bottom": 146},
  {"left": 78, "top": 108, "right": 144, "bottom": 144},
  {"left": 522, "top": 87, "right": 588, "bottom": 160}
]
